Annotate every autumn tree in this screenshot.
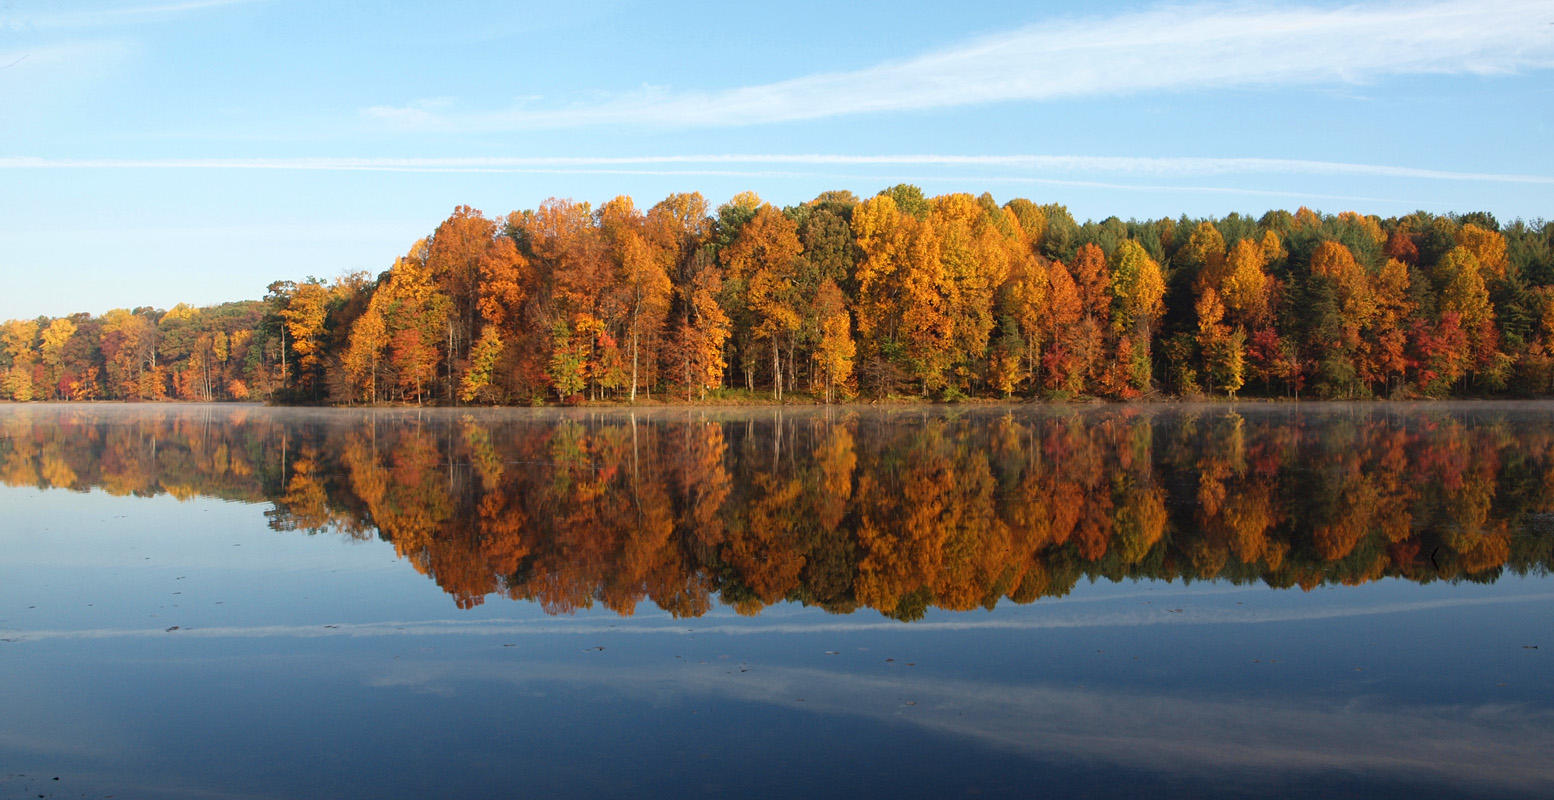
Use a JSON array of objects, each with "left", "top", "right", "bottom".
[
  {"left": 600, "top": 196, "right": 672, "bottom": 402},
  {"left": 99, "top": 309, "right": 161, "bottom": 400},
  {"left": 1108, "top": 240, "right": 1166, "bottom": 393},
  {"left": 852, "top": 192, "right": 950, "bottom": 395},
  {"left": 995, "top": 236, "right": 1049, "bottom": 394},
  {"left": 722, "top": 204, "right": 803, "bottom": 399},
  {"left": 425, "top": 206, "right": 504, "bottom": 396},
  {"left": 812, "top": 279, "right": 855, "bottom": 402},
  {"left": 1456, "top": 223, "right": 1508, "bottom": 282},
  {"left": 1195, "top": 288, "right": 1244, "bottom": 396},
  {"left": 1435, "top": 245, "right": 1504, "bottom": 388},
  {"left": 38, "top": 317, "right": 77, "bottom": 400},
  {"left": 343, "top": 305, "right": 387, "bottom": 403},
  {"left": 2, "top": 319, "right": 38, "bottom": 401},
  {"left": 1306, "top": 240, "right": 1375, "bottom": 397},
  {"left": 362, "top": 243, "right": 452, "bottom": 404},
  {"left": 929, "top": 193, "right": 1010, "bottom": 394},
  {"left": 270, "top": 279, "right": 332, "bottom": 398},
  {"left": 1040, "top": 260, "right": 1089, "bottom": 393},
  {"left": 1221, "top": 236, "right": 1276, "bottom": 328},
  {"left": 790, "top": 193, "right": 860, "bottom": 397},
  {"left": 1364, "top": 258, "right": 1412, "bottom": 394},
  {"left": 640, "top": 193, "right": 724, "bottom": 400},
  {"left": 1180, "top": 221, "right": 1227, "bottom": 289}
]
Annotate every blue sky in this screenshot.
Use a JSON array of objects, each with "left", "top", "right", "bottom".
[{"left": 1, "top": 0, "right": 1552, "bottom": 320}]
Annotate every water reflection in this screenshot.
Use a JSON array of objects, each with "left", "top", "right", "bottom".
[{"left": 3, "top": 403, "right": 1551, "bottom": 618}]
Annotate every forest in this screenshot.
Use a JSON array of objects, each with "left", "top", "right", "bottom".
[{"left": 3, "top": 186, "right": 1553, "bottom": 405}]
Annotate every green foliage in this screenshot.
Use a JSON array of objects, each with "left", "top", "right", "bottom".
[
  {"left": 877, "top": 184, "right": 929, "bottom": 219},
  {"left": 547, "top": 322, "right": 586, "bottom": 401},
  {"left": 1039, "top": 204, "right": 1079, "bottom": 263}
]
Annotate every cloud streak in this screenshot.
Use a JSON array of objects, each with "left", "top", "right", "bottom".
[
  {"left": 0, "top": 0, "right": 262, "bottom": 32},
  {"left": 368, "top": 659, "right": 1554, "bottom": 791},
  {"left": 361, "top": 0, "right": 1554, "bottom": 130},
  {"left": 3, "top": 153, "right": 1550, "bottom": 184},
  {"left": 0, "top": 40, "right": 136, "bottom": 85},
  {"left": 6, "top": 591, "right": 1550, "bottom": 642}
]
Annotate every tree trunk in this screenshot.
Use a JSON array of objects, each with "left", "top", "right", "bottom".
[
  {"left": 786, "top": 337, "right": 796, "bottom": 398},
  {"left": 630, "top": 323, "right": 639, "bottom": 403},
  {"left": 772, "top": 339, "right": 782, "bottom": 401}
]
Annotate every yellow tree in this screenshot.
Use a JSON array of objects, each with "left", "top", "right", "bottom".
[
  {"left": 343, "top": 305, "right": 388, "bottom": 402},
  {"left": 1109, "top": 240, "right": 1166, "bottom": 392},
  {"left": 1436, "top": 246, "right": 1501, "bottom": 383},
  {"left": 1310, "top": 240, "right": 1376, "bottom": 351},
  {"left": 646, "top": 193, "right": 726, "bottom": 400},
  {"left": 851, "top": 194, "right": 910, "bottom": 390},
  {"left": 523, "top": 198, "right": 612, "bottom": 398},
  {"left": 853, "top": 194, "right": 951, "bottom": 394},
  {"left": 930, "top": 193, "right": 1010, "bottom": 392},
  {"left": 1181, "top": 221, "right": 1227, "bottom": 289},
  {"left": 38, "top": 317, "right": 77, "bottom": 400},
  {"left": 278, "top": 280, "right": 330, "bottom": 395},
  {"left": 1454, "top": 223, "right": 1508, "bottom": 282},
  {"left": 1365, "top": 258, "right": 1412, "bottom": 393},
  {"left": 99, "top": 309, "right": 159, "bottom": 399},
  {"left": 1197, "top": 236, "right": 1274, "bottom": 396},
  {"left": 996, "top": 204, "right": 1051, "bottom": 377},
  {"left": 812, "top": 279, "right": 855, "bottom": 403},
  {"left": 723, "top": 204, "right": 803, "bottom": 399},
  {"left": 662, "top": 252, "right": 729, "bottom": 401},
  {"left": 157, "top": 303, "right": 209, "bottom": 401},
  {"left": 1221, "top": 238, "right": 1274, "bottom": 327},
  {"left": 1195, "top": 288, "right": 1244, "bottom": 396},
  {"left": 372, "top": 243, "right": 452, "bottom": 403},
  {"left": 1003, "top": 198, "right": 1046, "bottom": 252},
  {"left": 2, "top": 319, "right": 37, "bottom": 401},
  {"left": 459, "top": 327, "right": 503, "bottom": 403},
  {"left": 600, "top": 196, "right": 672, "bottom": 402},
  {"left": 998, "top": 247, "right": 1049, "bottom": 393}
]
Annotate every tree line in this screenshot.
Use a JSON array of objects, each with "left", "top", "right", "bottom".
[
  {"left": 3, "top": 406, "right": 1548, "bottom": 617},
  {"left": 4, "top": 186, "right": 1554, "bottom": 404}
]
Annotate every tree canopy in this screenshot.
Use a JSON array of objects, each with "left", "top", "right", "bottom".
[{"left": 4, "top": 191, "right": 1552, "bottom": 404}]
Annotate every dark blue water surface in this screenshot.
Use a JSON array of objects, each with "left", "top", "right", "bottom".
[{"left": 1, "top": 403, "right": 1550, "bottom": 799}]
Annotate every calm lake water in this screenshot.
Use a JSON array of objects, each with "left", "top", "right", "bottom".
[{"left": 2, "top": 402, "right": 1551, "bottom": 799}]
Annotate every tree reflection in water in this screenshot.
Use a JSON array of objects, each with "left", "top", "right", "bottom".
[{"left": 3, "top": 404, "right": 1550, "bottom": 618}]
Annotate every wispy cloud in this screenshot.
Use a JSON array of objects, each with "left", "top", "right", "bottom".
[
  {"left": 7, "top": 591, "right": 1550, "bottom": 642},
  {"left": 366, "top": 659, "right": 1554, "bottom": 790},
  {"left": 360, "top": 0, "right": 1554, "bottom": 130},
  {"left": 2, "top": 153, "right": 1550, "bottom": 184},
  {"left": 0, "top": 0, "right": 263, "bottom": 32},
  {"left": 0, "top": 40, "right": 136, "bottom": 87},
  {"left": 0, "top": 0, "right": 256, "bottom": 101}
]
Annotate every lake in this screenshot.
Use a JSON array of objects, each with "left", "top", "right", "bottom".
[{"left": 1, "top": 402, "right": 1551, "bottom": 799}]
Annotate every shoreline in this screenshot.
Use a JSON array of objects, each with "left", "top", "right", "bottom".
[{"left": 6, "top": 395, "right": 1554, "bottom": 415}]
